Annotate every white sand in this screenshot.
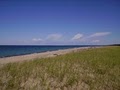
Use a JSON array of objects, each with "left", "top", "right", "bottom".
[{"left": 0, "top": 47, "right": 90, "bottom": 64}]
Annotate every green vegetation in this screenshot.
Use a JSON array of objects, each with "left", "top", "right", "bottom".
[{"left": 0, "top": 46, "right": 120, "bottom": 90}]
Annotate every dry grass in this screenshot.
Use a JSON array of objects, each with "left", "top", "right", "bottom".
[{"left": 0, "top": 46, "right": 120, "bottom": 90}]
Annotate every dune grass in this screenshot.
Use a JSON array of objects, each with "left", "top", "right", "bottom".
[{"left": 0, "top": 46, "right": 120, "bottom": 90}]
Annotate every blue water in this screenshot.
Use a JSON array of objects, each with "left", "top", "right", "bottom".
[{"left": 0, "top": 45, "right": 94, "bottom": 58}]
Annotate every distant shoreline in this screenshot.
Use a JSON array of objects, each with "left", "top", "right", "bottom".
[
  {"left": 0, "top": 47, "right": 91, "bottom": 64},
  {"left": 0, "top": 45, "right": 96, "bottom": 58}
]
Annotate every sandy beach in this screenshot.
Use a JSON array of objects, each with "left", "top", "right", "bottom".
[{"left": 0, "top": 47, "right": 90, "bottom": 64}]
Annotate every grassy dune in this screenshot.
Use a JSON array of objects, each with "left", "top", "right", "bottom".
[{"left": 0, "top": 46, "right": 120, "bottom": 90}]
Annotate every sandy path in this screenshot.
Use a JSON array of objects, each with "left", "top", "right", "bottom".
[{"left": 0, "top": 47, "right": 90, "bottom": 64}]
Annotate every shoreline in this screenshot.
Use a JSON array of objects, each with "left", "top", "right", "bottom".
[{"left": 0, "top": 47, "right": 90, "bottom": 64}]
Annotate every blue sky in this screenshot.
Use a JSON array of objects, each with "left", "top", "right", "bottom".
[{"left": 0, "top": 0, "right": 120, "bottom": 45}]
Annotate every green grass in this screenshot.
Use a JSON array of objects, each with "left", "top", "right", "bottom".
[{"left": 0, "top": 46, "right": 120, "bottom": 90}]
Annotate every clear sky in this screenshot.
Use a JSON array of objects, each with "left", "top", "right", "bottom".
[{"left": 0, "top": 0, "right": 120, "bottom": 45}]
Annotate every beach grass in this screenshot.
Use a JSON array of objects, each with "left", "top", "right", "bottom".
[{"left": 0, "top": 46, "right": 120, "bottom": 90}]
